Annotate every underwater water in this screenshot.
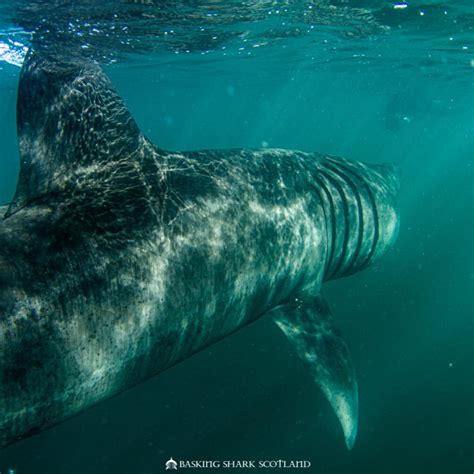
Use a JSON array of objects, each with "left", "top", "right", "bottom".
[{"left": 0, "top": 1, "right": 473, "bottom": 473}]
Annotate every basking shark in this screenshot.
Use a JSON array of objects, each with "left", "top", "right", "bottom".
[{"left": 0, "top": 49, "right": 399, "bottom": 450}]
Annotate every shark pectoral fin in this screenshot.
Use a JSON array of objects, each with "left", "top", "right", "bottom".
[
  {"left": 272, "top": 296, "right": 358, "bottom": 449},
  {"left": 7, "top": 49, "right": 143, "bottom": 217}
]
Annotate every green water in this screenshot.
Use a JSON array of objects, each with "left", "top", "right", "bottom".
[{"left": 0, "top": 1, "right": 473, "bottom": 473}]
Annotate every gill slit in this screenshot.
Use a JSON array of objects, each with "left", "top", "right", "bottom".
[
  {"left": 324, "top": 160, "right": 364, "bottom": 278},
  {"left": 312, "top": 174, "right": 333, "bottom": 277},
  {"left": 327, "top": 157, "right": 379, "bottom": 271},
  {"left": 318, "top": 168, "right": 349, "bottom": 280}
]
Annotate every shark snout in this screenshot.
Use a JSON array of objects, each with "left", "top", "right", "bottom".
[
  {"left": 376, "top": 163, "right": 400, "bottom": 201},
  {"left": 372, "top": 162, "right": 400, "bottom": 261}
]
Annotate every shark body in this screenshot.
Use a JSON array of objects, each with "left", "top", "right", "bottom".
[{"left": 0, "top": 51, "right": 399, "bottom": 449}]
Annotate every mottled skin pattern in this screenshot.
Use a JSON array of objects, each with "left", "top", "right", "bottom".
[{"left": 0, "top": 50, "right": 399, "bottom": 449}]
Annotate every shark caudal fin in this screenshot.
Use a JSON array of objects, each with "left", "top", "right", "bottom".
[
  {"left": 272, "top": 296, "right": 358, "bottom": 449},
  {"left": 6, "top": 49, "right": 144, "bottom": 218}
]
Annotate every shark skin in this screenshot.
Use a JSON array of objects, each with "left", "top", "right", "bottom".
[{"left": 0, "top": 49, "right": 399, "bottom": 450}]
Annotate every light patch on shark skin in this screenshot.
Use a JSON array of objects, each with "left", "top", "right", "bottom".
[
  {"left": 190, "top": 199, "right": 230, "bottom": 261},
  {"left": 95, "top": 235, "right": 172, "bottom": 347},
  {"left": 3, "top": 226, "right": 175, "bottom": 425},
  {"left": 227, "top": 196, "right": 326, "bottom": 327},
  {"left": 304, "top": 350, "right": 318, "bottom": 363},
  {"left": 0, "top": 294, "right": 114, "bottom": 425},
  {"left": 320, "top": 383, "right": 358, "bottom": 450},
  {"left": 274, "top": 318, "right": 303, "bottom": 338}
]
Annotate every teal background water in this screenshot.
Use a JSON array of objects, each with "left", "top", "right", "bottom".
[{"left": 0, "top": 1, "right": 473, "bottom": 472}]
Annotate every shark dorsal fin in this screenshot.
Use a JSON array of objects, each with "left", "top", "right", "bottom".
[{"left": 7, "top": 50, "right": 142, "bottom": 217}]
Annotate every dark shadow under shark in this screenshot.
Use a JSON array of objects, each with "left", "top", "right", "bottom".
[{"left": 0, "top": 49, "right": 399, "bottom": 450}]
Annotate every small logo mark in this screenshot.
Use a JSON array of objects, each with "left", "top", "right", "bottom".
[{"left": 166, "top": 457, "right": 178, "bottom": 470}]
